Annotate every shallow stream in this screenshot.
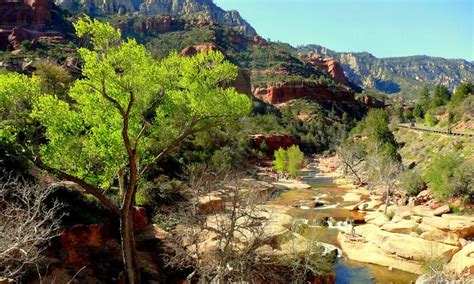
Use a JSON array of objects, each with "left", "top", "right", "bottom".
[{"left": 270, "top": 167, "right": 418, "bottom": 283}]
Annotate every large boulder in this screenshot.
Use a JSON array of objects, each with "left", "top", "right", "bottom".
[
  {"left": 251, "top": 81, "right": 355, "bottom": 105},
  {"left": 338, "top": 224, "right": 460, "bottom": 274},
  {"left": 445, "top": 242, "right": 474, "bottom": 279},
  {"left": 421, "top": 214, "right": 474, "bottom": 239}
]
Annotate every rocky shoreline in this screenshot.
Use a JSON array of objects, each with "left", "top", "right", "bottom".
[{"left": 250, "top": 155, "right": 473, "bottom": 283}]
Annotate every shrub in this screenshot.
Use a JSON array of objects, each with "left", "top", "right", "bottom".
[
  {"left": 425, "top": 113, "right": 438, "bottom": 127},
  {"left": 401, "top": 170, "right": 425, "bottom": 197},
  {"left": 413, "top": 104, "right": 424, "bottom": 118},
  {"left": 424, "top": 153, "right": 473, "bottom": 200}
]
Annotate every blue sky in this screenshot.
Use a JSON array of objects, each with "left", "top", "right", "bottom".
[{"left": 214, "top": 0, "right": 474, "bottom": 60}]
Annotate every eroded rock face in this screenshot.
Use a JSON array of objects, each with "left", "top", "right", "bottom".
[
  {"left": 252, "top": 81, "right": 355, "bottom": 105},
  {"left": 338, "top": 224, "right": 459, "bottom": 274},
  {"left": 251, "top": 134, "right": 298, "bottom": 152},
  {"left": 117, "top": 15, "right": 174, "bottom": 34},
  {"left": 179, "top": 43, "right": 219, "bottom": 56},
  {"left": 55, "top": 0, "right": 257, "bottom": 36},
  {"left": 306, "top": 52, "right": 348, "bottom": 85},
  {"left": 58, "top": 224, "right": 104, "bottom": 266},
  {"left": 0, "top": 0, "right": 51, "bottom": 26},
  {"left": 5, "top": 27, "right": 66, "bottom": 50}
]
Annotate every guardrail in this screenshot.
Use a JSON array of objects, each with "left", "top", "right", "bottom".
[{"left": 397, "top": 124, "right": 474, "bottom": 137}]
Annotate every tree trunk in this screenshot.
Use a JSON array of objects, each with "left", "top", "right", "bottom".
[{"left": 120, "top": 207, "right": 140, "bottom": 284}]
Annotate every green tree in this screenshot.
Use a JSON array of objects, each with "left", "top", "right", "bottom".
[
  {"left": 401, "top": 170, "right": 425, "bottom": 197},
  {"left": 273, "top": 147, "right": 288, "bottom": 174},
  {"left": 286, "top": 145, "right": 304, "bottom": 177},
  {"left": 413, "top": 104, "right": 424, "bottom": 119},
  {"left": 0, "top": 73, "right": 41, "bottom": 169},
  {"left": 451, "top": 82, "right": 473, "bottom": 104},
  {"left": 425, "top": 153, "right": 473, "bottom": 200},
  {"left": 432, "top": 85, "right": 451, "bottom": 106},
  {"left": 3, "top": 17, "right": 251, "bottom": 283},
  {"left": 419, "top": 85, "right": 431, "bottom": 110}
]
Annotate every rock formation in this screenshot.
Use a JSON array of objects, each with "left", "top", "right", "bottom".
[
  {"left": 251, "top": 135, "right": 298, "bottom": 152},
  {"left": 117, "top": 15, "right": 174, "bottom": 34},
  {"left": 252, "top": 81, "right": 355, "bottom": 105},
  {"left": 0, "top": 0, "right": 67, "bottom": 51},
  {"left": 299, "top": 44, "right": 474, "bottom": 95},
  {"left": 305, "top": 52, "right": 348, "bottom": 85},
  {"left": 0, "top": 0, "right": 51, "bottom": 27},
  {"left": 179, "top": 43, "right": 219, "bottom": 56},
  {"left": 54, "top": 0, "right": 257, "bottom": 36}
]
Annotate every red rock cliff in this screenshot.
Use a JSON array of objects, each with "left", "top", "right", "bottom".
[
  {"left": 252, "top": 81, "right": 355, "bottom": 105},
  {"left": 251, "top": 135, "right": 298, "bottom": 152},
  {"left": 306, "top": 52, "right": 348, "bottom": 85}
]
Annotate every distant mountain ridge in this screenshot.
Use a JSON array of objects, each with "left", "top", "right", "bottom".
[
  {"left": 55, "top": 0, "right": 257, "bottom": 36},
  {"left": 298, "top": 45, "right": 474, "bottom": 97}
]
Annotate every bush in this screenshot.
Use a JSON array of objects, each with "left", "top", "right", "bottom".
[
  {"left": 425, "top": 113, "right": 438, "bottom": 127},
  {"left": 424, "top": 153, "right": 473, "bottom": 200},
  {"left": 401, "top": 170, "right": 425, "bottom": 197}
]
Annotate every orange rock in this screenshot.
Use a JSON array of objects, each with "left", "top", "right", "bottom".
[
  {"left": 58, "top": 224, "right": 103, "bottom": 266},
  {"left": 306, "top": 52, "right": 348, "bottom": 85},
  {"left": 133, "top": 206, "right": 149, "bottom": 232},
  {"left": 251, "top": 134, "right": 298, "bottom": 152},
  {"left": 179, "top": 44, "right": 219, "bottom": 57},
  {"left": 252, "top": 81, "right": 355, "bottom": 105}
]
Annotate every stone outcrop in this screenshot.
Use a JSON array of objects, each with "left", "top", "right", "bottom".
[
  {"left": 252, "top": 81, "right": 355, "bottom": 105},
  {"left": 55, "top": 0, "right": 257, "bottom": 36},
  {"left": 305, "top": 52, "right": 348, "bottom": 85},
  {"left": 445, "top": 242, "right": 474, "bottom": 278},
  {"left": 117, "top": 15, "right": 174, "bottom": 34},
  {"left": 0, "top": 0, "right": 51, "bottom": 27},
  {"left": 251, "top": 134, "right": 298, "bottom": 152},
  {"left": 3, "top": 26, "right": 65, "bottom": 50},
  {"left": 179, "top": 43, "right": 219, "bottom": 56},
  {"left": 338, "top": 224, "right": 459, "bottom": 274},
  {"left": 58, "top": 224, "right": 104, "bottom": 266},
  {"left": 360, "top": 95, "right": 385, "bottom": 109}
]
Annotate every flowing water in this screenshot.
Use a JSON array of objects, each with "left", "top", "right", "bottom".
[{"left": 269, "top": 168, "right": 418, "bottom": 284}]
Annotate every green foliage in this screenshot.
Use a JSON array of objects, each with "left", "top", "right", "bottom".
[
  {"left": 353, "top": 109, "right": 401, "bottom": 161},
  {"left": 273, "top": 145, "right": 304, "bottom": 177},
  {"left": 451, "top": 82, "right": 473, "bottom": 104},
  {"left": 419, "top": 85, "right": 431, "bottom": 110},
  {"left": 401, "top": 170, "right": 425, "bottom": 197},
  {"left": 0, "top": 73, "right": 42, "bottom": 168},
  {"left": 413, "top": 104, "right": 424, "bottom": 119},
  {"left": 34, "top": 60, "right": 73, "bottom": 99},
  {"left": 286, "top": 145, "right": 305, "bottom": 177},
  {"left": 29, "top": 18, "right": 251, "bottom": 189},
  {"left": 431, "top": 85, "right": 451, "bottom": 107},
  {"left": 273, "top": 147, "right": 288, "bottom": 174},
  {"left": 424, "top": 113, "right": 438, "bottom": 127},
  {"left": 424, "top": 152, "right": 473, "bottom": 200}
]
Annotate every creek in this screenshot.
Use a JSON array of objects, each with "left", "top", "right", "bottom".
[{"left": 269, "top": 167, "right": 418, "bottom": 283}]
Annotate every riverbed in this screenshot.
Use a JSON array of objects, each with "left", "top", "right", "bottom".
[{"left": 269, "top": 168, "right": 418, "bottom": 283}]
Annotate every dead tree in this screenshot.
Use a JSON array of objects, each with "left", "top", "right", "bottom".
[
  {"left": 0, "top": 172, "right": 62, "bottom": 280},
  {"left": 164, "top": 166, "right": 279, "bottom": 283}
]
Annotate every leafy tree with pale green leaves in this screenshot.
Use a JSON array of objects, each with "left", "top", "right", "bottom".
[
  {"left": 286, "top": 145, "right": 304, "bottom": 177},
  {"left": 0, "top": 73, "right": 41, "bottom": 169},
  {"left": 273, "top": 147, "right": 288, "bottom": 174},
  {"left": 2, "top": 17, "right": 251, "bottom": 283}
]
